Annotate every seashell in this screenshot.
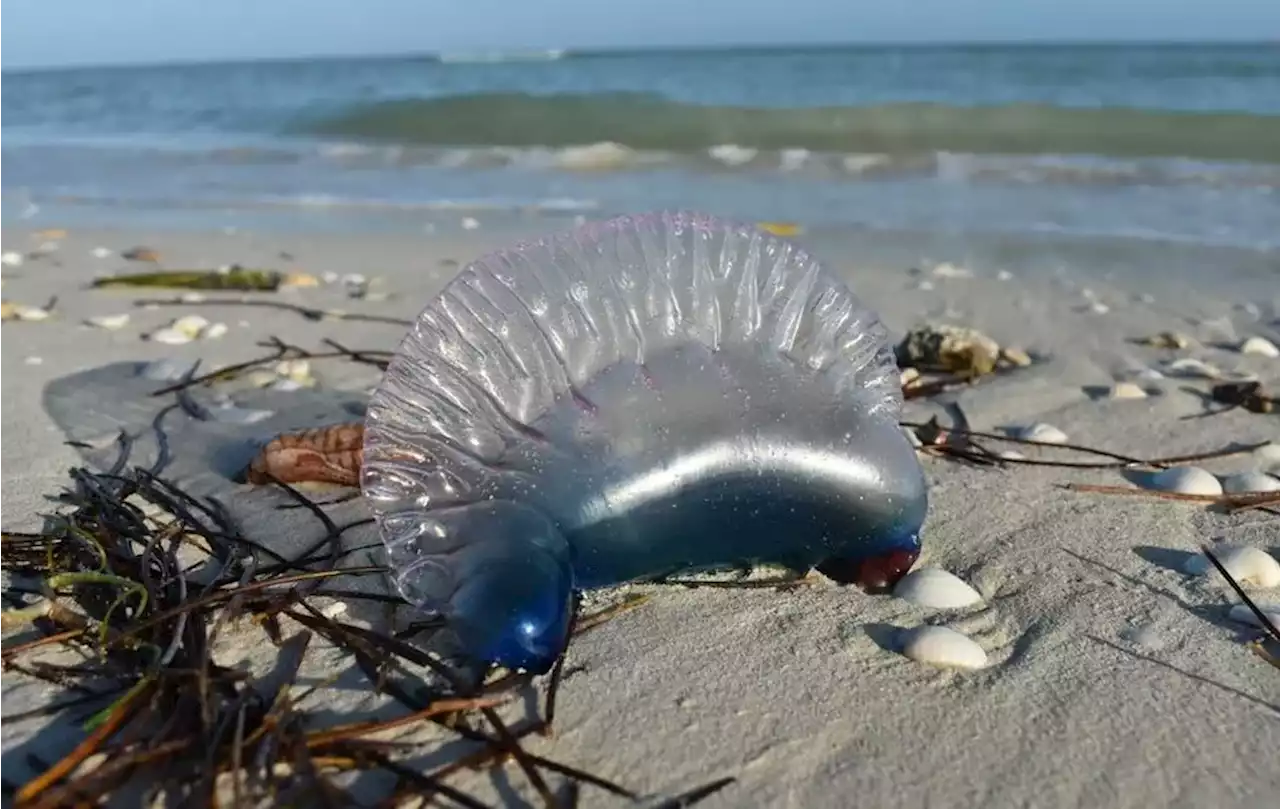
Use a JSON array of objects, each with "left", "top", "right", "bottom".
[
  {"left": 1200, "top": 545, "right": 1280, "bottom": 588},
  {"left": 1139, "top": 331, "right": 1190, "bottom": 349},
  {"left": 1239, "top": 336, "right": 1280, "bottom": 358},
  {"left": 1146, "top": 466, "right": 1222, "bottom": 496},
  {"left": 1255, "top": 443, "right": 1280, "bottom": 473},
  {"left": 1132, "top": 368, "right": 1165, "bottom": 381},
  {"left": 996, "top": 270, "right": 1013, "bottom": 281},
  {"left": 85, "top": 314, "right": 131, "bottom": 330},
  {"left": 25, "top": 356, "right": 43, "bottom": 365},
  {"left": 1108, "top": 382, "right": 1148, "bottom": 400},
  {"left": 171, "top": 314, "right": 211, "bottom": 339},
  {"left": 893, "top": 568, "right": 983, "bottom": 609},
  {"left": 91, "top": 246, "right": 112, "bottom": 259},
  {"left": 203, "top": 322, "right": 229, "bottom": 340},
  {"left": 900, "top": 625, "right": 987, "bottom": 670},
  {"left": 930, "top": 262, "right": 972, "bottom": 279},
  {"left": 1227, "top": 603, "right": 1280, "bottom": 629},
  {"left": 148, "top": 327, "right": 195, "bottom": 345},
  {"left": 461, "top": 216, "right": 480, "bottom": 230},
  {"left": 896, "top": 324, "right": 1000, "bottom": 377},
  {"left": 1, "top": 251, "right": 24, "bottom": 267},
  {"left": 1163, "top": 357, "right": 1220, "bottom": 379},
  {"left": 999, "top": 346, "right": 1033, "bottom": 368},
  {"left": 19, "top": 306, "right": 52, "bottom": 321},
  {"left": 1009, "top": 423, "right": 1069, "bottom": 444},
  {"left": 362, "top": 212, "right": 928, "bottom": 673},
  {"left": 997, "top": 450, "right": 1026, "bottom": 460},
  {"left": 1219, "top": 471, "right": 1280, "bottom": 494}
]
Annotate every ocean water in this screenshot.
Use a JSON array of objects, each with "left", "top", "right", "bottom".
[{"left": 3, "top": 44, "right": 1279, "bottom": 258}]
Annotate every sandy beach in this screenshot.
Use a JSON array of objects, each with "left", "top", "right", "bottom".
[{"left": 2, "top": 217, "right": 1278, "bottom": 808}]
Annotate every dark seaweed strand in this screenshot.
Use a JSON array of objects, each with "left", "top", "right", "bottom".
[{"left": 3, "top": 462, "right": 739, "bottom": 807}]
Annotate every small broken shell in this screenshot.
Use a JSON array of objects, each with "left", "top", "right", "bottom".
[
  {"left": 2, "top": 304, "right": 52, "bottom": 321},
  {"left": 1009, "top": 423, "right": 1069, "bottom": 444},
  {"left": 461, "top": 217, "right": 480, "bottom": 230},
  {"left": 1203, "top": 545, "right": 1280, "bottom": 589},
  {"left": 1139, "top": 331, "right": 1191, "bottom": 349},
  {"left": 1, "top": 252, "right": 25, "bottom": 267},
  {"left": 1239, "top": 336, "right": 1280, "bottom": 358},
  {"left": 900, "top": 625, "right": 988, "bottom": 670},
  {"left": 1108, "top": 382, "right": 1149, "bottom": 400},
  {"left": 1164, "top": 357, "right": 1220, "bottom": 379},
  {"left": 999, "top": 346, "right": 1033, "bottom": 368},
  {"left": 1147, "top": 466, "right": 1222, "bottom": 496},
  {"left": 148, "top": 327, "right": 194, "bottom": 345},
  {"left": 202, "top": 322, "right": 229, "bottom": 339},
  {"left": 85, "top": 313, "right": 131, "bottom": 330},
  {"left": 1219, "top": 471, "right": 1280, "bottom": 494},
  {"left": 892, "top": 568, "right": 983, "bottom": 609}
]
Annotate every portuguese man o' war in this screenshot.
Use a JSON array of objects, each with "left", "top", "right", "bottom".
[{"left": 361, "top": 211, "right": 929, "bottom": 674}]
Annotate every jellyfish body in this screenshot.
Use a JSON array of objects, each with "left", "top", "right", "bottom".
[{"left": 361, "top": 212, "right": 928, "bottom": 673}]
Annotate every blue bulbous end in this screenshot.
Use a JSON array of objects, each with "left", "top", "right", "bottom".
[{"left": 432, "top": 504, "right": 575, "bottom": 674}]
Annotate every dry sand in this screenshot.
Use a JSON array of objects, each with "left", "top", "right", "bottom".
[{"left": 2, "top": 221, "right": 1279, "bottom": 808}]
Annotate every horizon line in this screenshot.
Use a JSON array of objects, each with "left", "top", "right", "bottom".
[{"left": 3, "top": 37, "right": 1274, "bottom": 74}]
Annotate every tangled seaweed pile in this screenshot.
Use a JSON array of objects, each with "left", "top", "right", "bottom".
[{"left": 0, "top": 460, "right": 731, "bottom": 808}]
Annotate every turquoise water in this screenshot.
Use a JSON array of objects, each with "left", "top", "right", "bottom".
[{"left": 3, "top": 44, "right": 1279, "bottom": 251}]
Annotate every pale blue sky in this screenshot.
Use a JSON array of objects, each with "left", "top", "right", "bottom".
[{"left": 3, "top": 0, "right": 1278, "bottom": 70}]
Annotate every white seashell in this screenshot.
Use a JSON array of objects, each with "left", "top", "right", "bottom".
[
  {"left": 24, "top": 356, "right": 43, "bottom": 365},
  {"left": 1132, "top": 368, "right": 1165, "bottom": 381},
  {"left": 274, "top": 359, "right": 313, "bottom": 384},
  {"left": 91, "top": 246, "right": 112, "bottom": 258},
  {"left": 1219, "top": 471, "right": 1280, "bottom": 494},
  {"left": 1, "top": 251, "right": 24, "bottom": 267},
  {"left": 14, "top": 306, "right": 51, "bottom": 321},
  {"left": 1109, "top": 382, "right": 1148, "bottom": 400},
  {"left": 85, "top": 314, "right": 131, "bottom": 330},
  {"left": 1239, "top": 336, "right": 1280, "bottom": 358},
  {"left": 893, "top": 568, "right": 983, "bottom": 609},
  {"left": 930, "top": 262, "right": 972, "bottom": 279},
  {"left": 268, "top": 378, "right": 306, "bottom": 392},
  {"left": 1147, "top": 466, "right": 1222, "bottom": 496},
  {"left": 1205, "top": 545, "right": 1280, "bottom": 588},
  {"left": 1227, "top": 603, "right": 1280, "bottom": 629},
  {"left": 202, "top": 322, "right": 229, "bottom": 339},
  {"left": 171, "top": 314, "right": 210, "bottom": 338},
  {"left": 179, "top": 292, "right": 207, "bottom": 303},
  {"left": 1164, "top": 357, "right": 1220, "bottom": 379},
  {"left": 915, "top": 280, "right": 935, "bottom": 291},
  {"left": 1089, "top": 301, "right": 1110, "bottom": 315},
  {"left": 997, "top": 450, "right": 1026, "bottom": 461},
  {"left": 148, "top": 327, "right": 194, "bottom": 345},
  {"left": 996, "top": 270, "right": 1013, "bottom": 281},
  {"left": 461, "top": 217, "right": 480, "bottom": 230},
  {"left": 900, "top": 626, "right": 988, "bottom": 670},
  {"left": 1255, "top": 443, "right": 1280, "bottom": 473},
  {"left": 1010, "top": 423, "right": 1069, "bottom": 444}
]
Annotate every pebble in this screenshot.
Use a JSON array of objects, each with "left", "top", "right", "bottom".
[
  {"left": 900, "top": 626, "right": 988, "bottom": 670},
  {"left": 1227, "top": 603, "right": 1280, "bottom": 629},
  {"left": 1203, "top": 545, "right": 1280, "bottom": 588},
  {"left": 893, "top": 568, "right": 983, "bottom": 609},
  {"left": 1147, "top": 466, "right": 1222, "bottom": 496},
  {"left": 85, "top": 314, "right": 131, "bottom": 330},
  {"left": 1219, "top": 471, "right": 1280, "bottom": 494},
  {"left": 1010, "top": 423, "right": 1069, "bottom": 444},
  {"left": 1239, "top": 336, "right": 1280, "bottom": 358},
  {"left": 1109, "top": 382, "right": 1149, "bottom": 400}
]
